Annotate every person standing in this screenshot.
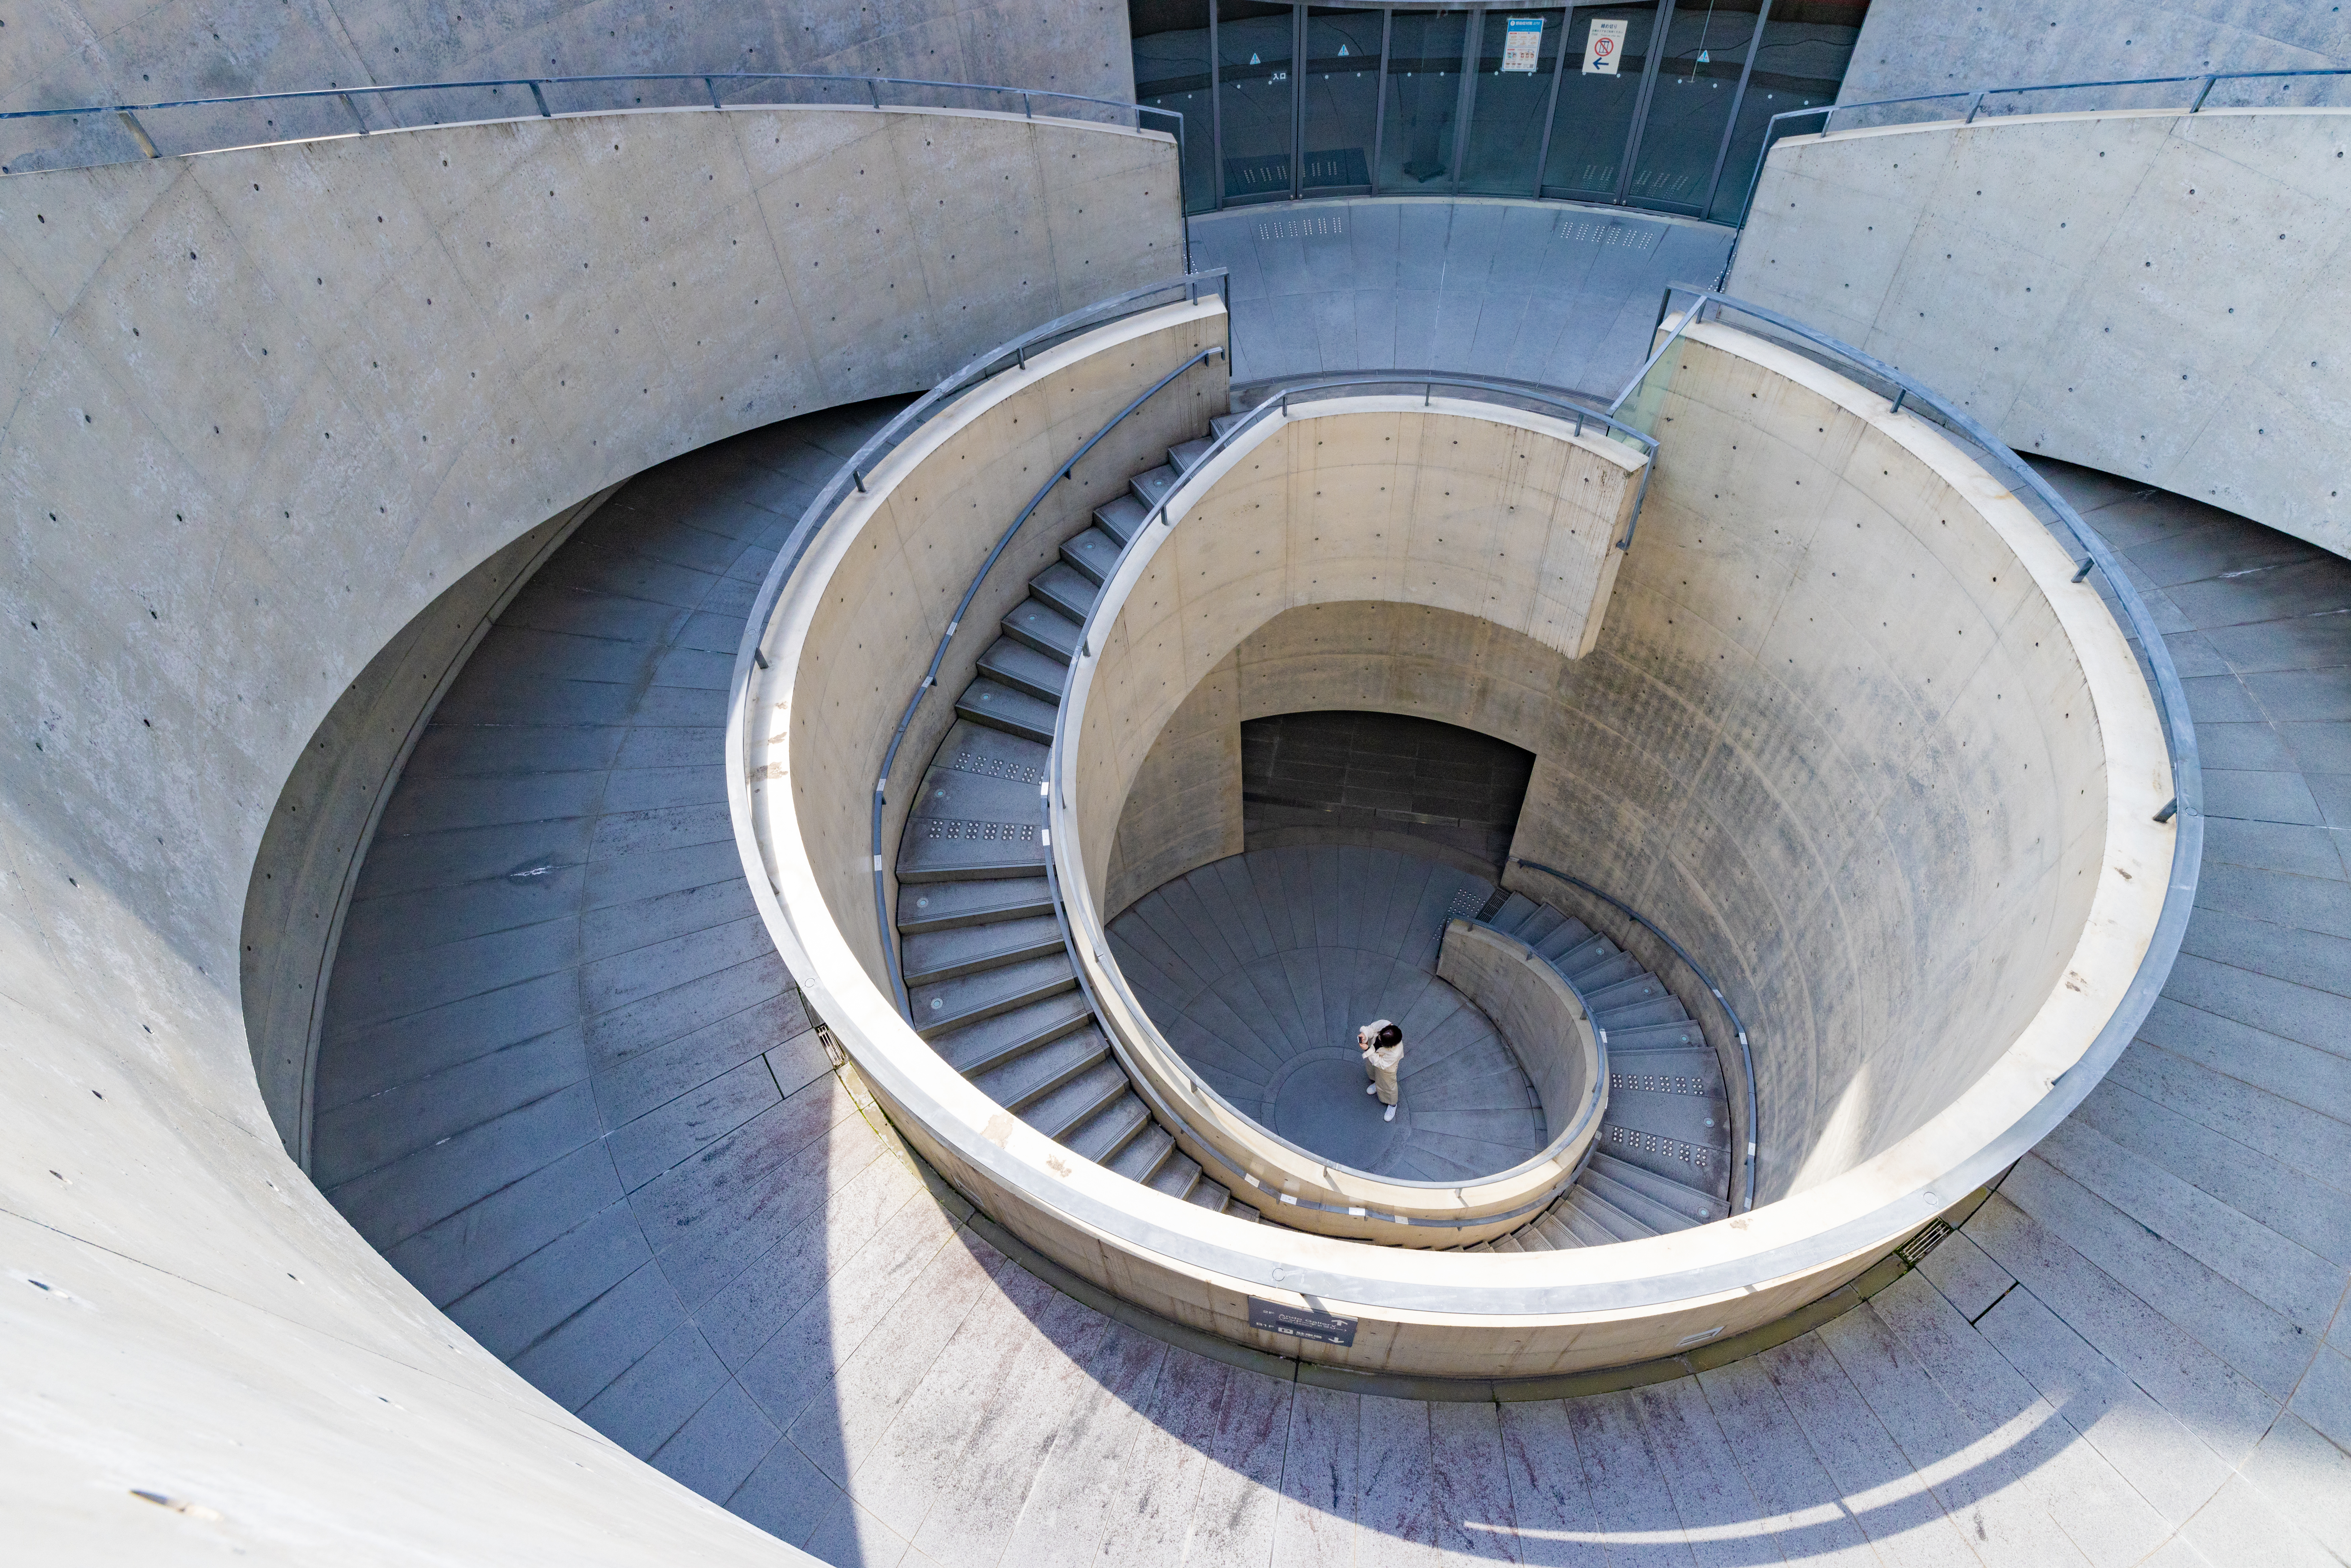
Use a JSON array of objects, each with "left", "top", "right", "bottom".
[{"left": 1359, "top": 1020, "right": 1404, "bottom": 1122}]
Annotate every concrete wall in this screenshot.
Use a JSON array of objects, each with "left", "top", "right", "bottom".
[
  {"left": 0, "top": 0, "right": 1135, "bottom": 174},
  {"left": 1436, "top": 917, "right": 1599, "bottom": 1150},
  {"left": 0, "top": 103, "right": 1174, "bottom": 1559},
  {"left": 1085, "top": 398, "right": 1645, "bottom": 907},
  {"left": 1088, "top": 323, "right": 2165, "bottom": 1203},
  {"left": 1843, "top": 2, "right": 2350, "bottom": 107},
  {"left": 1728, "top": 108, "right": 2351, "bottom": 559}
]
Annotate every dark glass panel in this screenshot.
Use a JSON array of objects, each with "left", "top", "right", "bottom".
[
  {"left": 1705, "top": 0, "right": 1870, "bottom": 222},
  {"left": 1459, "top": 9, "right": 1565, "bottom": 195},
  {"left": 1379, "top": 9, "right": 1470, "bottom": 190},
  {"left": 1627, "top": 0, "right": 1764, "bottom": 211},
  {"left": 1218, "top": 0, "right": 1296, "bottom": 203},
  {"left": 1130, "top": 0, "right": 1218, "bottom": 213},
  {"left": 1539, "top": 2, "right": 1659, "bottom": 198},
  {"left": 1301, "top": 6, "right": 1382, "bottom": 191}
]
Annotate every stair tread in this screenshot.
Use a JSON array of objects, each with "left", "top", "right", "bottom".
[
  {"left": 1604, "top": 1019, "right": 1708, "bottom": 1051},
  {"left": 1516, "top": 906, "right": 1567, "bottom": 946},
  {"left": 1060, "top": 526, "right": 1125, "bottom": 586},
  {"left": 1549, "top": 1197, "right": 1617, "bottom": 1248},
  {"left": 1489, "top": 893, "right": 1541, "bottom": 935},
  {"left": 1148, "top": 1148, "right": 1204, "bottom": 1200},
  {"left": 895, "top": 828, "right": 1045, "bottom": 883},
  {"left": 1570, "top": 1187, "right": 1659, "bottom": 1242},
  {"left": 1531, "top": 919, "right": 1595, "bottom": 961},
  {"left": 1020, "top": 1061, "right": 1129, "bottom": 1142},
  {"left": 971, "top": 1026, "right": 1110, "bottom": 1111},
  {"left": 955, "top": 677, "right": 1059, "bottom": 744},
  {"left": 1094, "top": 493, "right": 1151, "bottom": 545},
  {"left": 976, "top": 635, "right": 1071, "bottom": 702},
  {"left": 1168, "top": 437, "right": 1214, "bottom": 473},
  {"left": 1066, "top": 1092, "right": 1152, "bottom": 1164},
  {"left": 1565, "top": 951, "right": 1643, "bottom": 990},
  {"left": 906, "top": 761, "right": 1042, "bottom": 827},
  {"left": 912, "top": 952, "right": 1075, "bottom": 1037},
  {"left": 1587, "top": 1152, "right": 1727, "bottom": 1220},
  {"left": 935, "top": 990, "right": 1097, "bottom": 1075},
  {"left": 1209, "top": 412, "right": 1246, "bottom": 440},
  {"left": 1030, "top": 562, "right": 1101, "bottom": 624},
  {"left": 1580, "top": 1163, "right": 1715, "bottom": 1234},
  {"left": 897, "top": 877, "right": 1053, "bottom": 934},
  {"left": 1003, "top": 597, "right": 1084, "bottom": 660},
  {"left": 1130, "top": 463, "right": 1181, "bottom": 507},
  {"left": 1606, "top": 1048, "right": 1725, "bottom": 1097},
  {"left": 1187, "top": 1177, "right": 1233, "bottom": 1210},
  {"left": 930, "top": 720, "right": 1050, "bottom": 781},
  {"left": 1592, "top": 995, "right": 1690, "bottom": 1031},
  {"left": 901, "top": 914, "right": 1065, "bottom": 986}
]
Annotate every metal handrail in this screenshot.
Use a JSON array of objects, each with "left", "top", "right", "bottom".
[
  {"left": 1607, "top": 282, "right": 2203, "bottom": 1212},
  {"left": 869, "top": 340, "right": 1227, "bottom": 1015},
  {"left": 1039, "top": 370, "right": 1659, "bottom": 1229},
  {"left": 1509, "top": 858, "right": 1755, "bottom": 1214},
  {"left": 1724, "top": 64, "right": 2351, "bottom": 237},
  {"left": 1, "top": 69, "right": 1186, "bottom": 192}
]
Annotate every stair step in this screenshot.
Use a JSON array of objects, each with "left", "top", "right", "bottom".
[
  {"left": 1516, "top": 905, "right": 1567, "bottom": 946},
  {"left": 1489, "top": 893, "right": 1541, "bottom": 935},
  {"left": 1489, "top": 1231, "right": 1529, "bottom": 1254},
  {"left": 976, "top": 635, "right": 1070, "bottom": 702},
  {"left": 1604, "top": 1019, "right": 1707, "bottom": 1051},
  {"left": 1549, "top": 1196, "right": 1618, "bottom": 1247},
  {"left": 1130, "top": 463, "right": 1181, "bottom": 509},
  {"left": 1570, "top": 1188, "right": 1658, "bottom": 1242},
  {"left": 1531, "top": 919, "right": 1595, "bottom": 962},
  {"left": 1059, "top": 526, "right": 1126, "bottom": 586},
  {"left": 971, "top": 1026, "right": 1111, "bottom": 1111},
  {"left": 912, "top": 952, "right": 1075, "bottom": 1038},
  {"left": 1003, "top": 597, "right": 1084, "bottom": 661},
  {"left": 1094, "top": 493, "right": 1151, "bottom": 545},
  {"left": 1605, "top": 1047, "right": 1724, "bottom": 1098},
  {"left": 895, "top": 818, "right": 1045, "bottom": 884},
  {"left": 1581, "top": 1163, "right": 1714, "bottom": 1234},
  {"left": 1029, "top": 562, "right": 1101, "bottom": 624},
  {"left": 1596, "top": 1089, "right": 1732, "bottom": 1194},
  {"left": 935, "top": 990, "right": 1097, "bottom": 1076},
  {"left": 901, "top": 914, "right": 1065, "bottom": 986},
  {"left": 1585, "top": 972, "right": 1669, "bottom": 1013},
  {"left": 931, "top": 720, "right": 1050, "bottom": 782},
  {"left": 1210, "top": 412, "right": 1246, "bottom": 441},
  {"left": 1529, "top": 1210, "right": 1585, "bottom": 1251},
  {"left": 1187, "top": 1177, "right": 1234, "bottom": 1211},
  {"left": 1593, "top": 995, "right": 1690, "bottom": 1032},
  {"left": 1109, "top": 1124, "right": 1177, "bottom": 1185},
  {"left": 1550, "top": 932, "right": 1615, "bottom": 974},
  {"left": 1168, "top": 437, "right": 1215, "bottom": 473},
  {"left": 1564, "top": 950, "right": 1643, "bottom": 991},
  {"left": 1066, "top": 1091, "right": 1153, "bottom": 1164},
  {"left": 1020, "top": 1061, "right": 1130, "bottom": 1142},
  {"left": 1587, "top": 1152, "right": 1728, "bottom": 1224},
  {"left": 955, "top": 677, "right": 1058, "bottom": 744},
  {"left": 1223, "top": 1196, "right": 1260, "bottom": 1222},
  {"left": 897, "top": 877, "right": 1053, "bottom": 934},
  {"left": 904, "top": 763, "right": 1042, "bottom": 840},
  {"left": 1148, "top": 1149, "right": 1204, "bottom": 1201}
]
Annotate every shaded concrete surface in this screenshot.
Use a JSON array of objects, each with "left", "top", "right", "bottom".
[
  {"left": 1243, "top": 710, "right": 1534, "bottom": 873},
  {"left": 1107, "top": 846, "right": 1545, "bottom": 1182},
  {"left": 1191, "top": 197, "right": 1734, "bottom": 398},
  {"left": 325, "top": 385, "right": 2347, "bottom": 1559}
]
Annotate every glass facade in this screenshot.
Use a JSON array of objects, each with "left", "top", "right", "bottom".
[{"left": 1128, "top": 0, "right": 1870, "bottom": 220}]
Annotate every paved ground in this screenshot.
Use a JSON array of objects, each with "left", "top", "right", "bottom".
[
  {"left": 315, "top": 406, "right": 2351, "bottom": 1564},
  {"left": 1190, "top": 197, "right": 1735, "bottom": 400}
]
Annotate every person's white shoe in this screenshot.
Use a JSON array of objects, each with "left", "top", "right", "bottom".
[
  {"left": 1365, "top": 1081, "right": 1378, "bottom": 1095},
  {"left": 1383, "top": 1104, "right": 1396, "bottom": 1122}
]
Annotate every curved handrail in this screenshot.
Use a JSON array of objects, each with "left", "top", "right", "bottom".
[
  {"left": 1043, "top": 373, "right": 1656, "bottom": 1230},
  {"left": 1721, "top": 65, "right": 2351, "bottom": 254},
  {"left": 1610, "top": 281, "right": 2202, "bottom": 1207},
  {"left": 1510, "top": 857, "right": 1755, "bottom": 1214},
  {"left": 868, "top": 341, "right": 1228, "bottom": 1015}
]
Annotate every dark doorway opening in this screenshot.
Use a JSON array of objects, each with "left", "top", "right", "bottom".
[{"left": 1241, "top": 710, "right": 1534, "bottom": 874}]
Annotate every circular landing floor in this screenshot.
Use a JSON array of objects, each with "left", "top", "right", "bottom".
[
  {"left": 315, "top": 406, "right": 2351, "bottom": 1565},
  {"left": 1106, "top": 847, "right": 1548, "bottom": 1182}
]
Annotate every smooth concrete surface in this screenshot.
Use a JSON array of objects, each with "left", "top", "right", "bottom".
[
  {"left": 1436, "top": 916, "right": 1600, "bottom": 1172},
  {"left": 327, "top": 386, "right": 2351, "bottom": 1559},
  {"left": 1190, "top": 197, "right": 1736, "bottom": 396},
  {"left": 1844, "top": 1, "right": 2351, "bottom": 110},
  {"left": 1729, "top": 107, "right": 2351, "bottom": 557},
  {"left": 0, "top": 0, "right": 1135, "bottom": 174},
  {"left": 1107, "top": 846, "right": 1550, "bottom": 1184},
  {"left": 0, "top": 105, "right": 1171, "bottom": 1560}
]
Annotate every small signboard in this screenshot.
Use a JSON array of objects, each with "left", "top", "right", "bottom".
[
  {"left": 1583, "top": 16, "right": 1628, "bottom": 75},
  {"left": 1500, "top": 16, "right": 1545, "bottom": 73},
  {"left": 1248, "top": 1296, "right": 1360, "bottom": 1347}
]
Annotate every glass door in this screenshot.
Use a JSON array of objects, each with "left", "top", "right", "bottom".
[
  {"left": 1459, "top": 7, "right": 1566, "bottom": 195},
  {"left": 1625, "top": 0, "right": 1766, "bottom": 212},
  {"left": 1217, "top": 0, "right": 1297, "bottom": 204},
  {"left": 1705, "top": 0, "right": 1868, "bottom": 222},
  {"left": 1300, "top": 6, "right": 1383, "bottom": 193},
  {"left": 1379, "top": 9, "right": 1472, "bottom": 191},
  {"left": 1538, "top": 2, "right": 1661, "bottom": 199}
]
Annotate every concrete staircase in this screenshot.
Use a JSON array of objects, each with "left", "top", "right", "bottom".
[
  {"left": 1461, "top": 891, "right": 1734, "bottom": 1251},
  {"left": 893, "top": 430, "right": 1260, "bottom": 1221}
]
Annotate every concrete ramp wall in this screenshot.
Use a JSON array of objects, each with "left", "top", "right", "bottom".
[
  {"left": 1729, "top": 107, "right": 2351, "bottom": 559},
  {"left": 0, "top": 104, "right": 1173, "bottom": 1559}
]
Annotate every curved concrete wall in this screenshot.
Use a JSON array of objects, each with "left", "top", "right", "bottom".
[
  {"left": 1089, "top": 322, "right": 2170, "bottom": 1204},
  {"left": 0, "top": 104, "right": 1173, "bottom": 1556},
  {"left": 1728, "top": 107, "right": 2351, "bottom": 558},
  {"left": 0, "top": 0, "right": 1134, "bottom": 174}
]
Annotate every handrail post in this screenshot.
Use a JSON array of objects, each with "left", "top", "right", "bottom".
[
  {"left": 705, "top": 76, "right": 722, "bottom": 109},
  {"left": 337, "top": 91, "right": 369, "bottom": 135},
  {"left": 1962, "top": 89, "right": 1987, "bottom": 123},
  {"left": 1023, "top": 91, "right": 1034, "bottom": 119},
  {"left": 528, "top": 81, "right": 551, "bottom": 117},
  {"left": 868, "top": 78, "right": 882, "bottom": 109},
  {"left": 117, "top": 109, "right": 159, "bottom": 158},
  {"left": 2190, "top": 75, "right": 2216, "bottom": 112}
]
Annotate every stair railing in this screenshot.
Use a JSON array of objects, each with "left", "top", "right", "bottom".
[{"left": 1509, "top": 857, "right": 1756, "bottom": 1215}]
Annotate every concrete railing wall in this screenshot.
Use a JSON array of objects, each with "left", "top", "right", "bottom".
[
  {"left": 0, "top": 103, "right": 1176, "bottom": 1559},
  {"left": 1436, "top": 917, "right": 1603, "bottom": 1156},
  {"left": 1729, "top": 107, "right": 2351, "bottom": 560}
]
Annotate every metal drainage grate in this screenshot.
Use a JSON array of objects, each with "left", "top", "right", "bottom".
[
  {"left": 1899, "top": 1218, "right": 1954, "bottom": 1266},
  {"left": 1254, "top": 210, "right": 1346, "bottom": 242},
  {"left": 1554, "top": 214, "right": 1661, "bottom": 252}
]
